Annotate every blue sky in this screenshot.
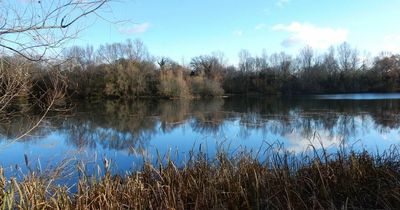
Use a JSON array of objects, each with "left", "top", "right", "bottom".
[{"left": 71, "top": 0, "right": 400, "bottom": 64}]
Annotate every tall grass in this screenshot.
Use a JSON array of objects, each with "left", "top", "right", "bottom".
[{"left": 1, "top": 145, "right": 400, "bottom": 209}]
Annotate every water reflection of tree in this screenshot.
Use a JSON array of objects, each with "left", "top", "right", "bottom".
[
  {"left": 62, "top": 100, "right": 158, "bottom": 151},
  {"left": 2, "top": 98, "right": 400, "bottom": 152},
  {"left": 158, "top": 100, "right": 190, "bottom": 132},
  {"left": 0, "top": 113, "right": 57, "bottom": 141},
  {"left": 368, "top": 100, "right": 400, "bottom": 129},
  {"left": 190, "top": 99, "right": 226, "bottom": 134}
]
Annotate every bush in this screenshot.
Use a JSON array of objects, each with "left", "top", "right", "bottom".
[
  {"left": 190, "top": 75, "right": 224, "bottom": 97},
  {"left": 158, "top": 69, "right": 190, "bottom": 98}
]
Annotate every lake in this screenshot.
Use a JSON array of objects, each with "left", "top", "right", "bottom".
[{"left": 1, "top": 94, "right": 400, "bottom": 176}]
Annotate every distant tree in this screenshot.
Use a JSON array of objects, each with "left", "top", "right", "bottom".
[
  {"left": 211, "top": 51, "right": 228, "bottom": 67},
  {"left": 270, "top": 52, "right": 292, "bottom": 75},
  {"left": 298, "top": 46, "right": 314, "bottom": 71},
  {"left": 125, "top": 39, "right": 150, "bottom": 61},
  {"left": 322, "top": 46, "right": 338, "bottom": 73},
  {"left": 253, "top": 50, "right": 269, "bottom": 72},
  {"left": 190, "top": 55, "right": 223, "bottom": 79},
  {"left": 96, "top": 39, "right": 149, "bottom": 64},
  {"left": 96, "top": 43, "right": 124, "bottom": 64},
  {"left": 238, "top": 49, "right": 254, "bottom": 72},
  {"left": 158, "top": 57, "right": 169, "bottom": 70},
  {"left": 371, "top": 55, "right": 400, "bottom": 91},
  {"left": 158, "top": 67, "right": 190, "bottom": 98},
  {"left": 64, "top": 45, "right": 96, "bottom": 70},
  {"left": 157, "top": 57, "right": 181, "bottom": 71},
  {"left": 337, "top": 42, "right": 359, "bottom": 71}
]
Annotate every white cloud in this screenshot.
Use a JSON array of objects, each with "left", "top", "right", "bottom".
[
  {"left": 118, "top": 23, "right": 150, "bottom": 34},
  {"left": 276, "top": 0, "right": 290, "bottom": 8},
  {"left": 273, "top": 22, "right": 348, "bottom": 49},
  {"left": 233, "top": 30, "right": 243, "bottom": 37},
  {"left": 383, "top": 34, "right": 400, "bottom": 53},
  {"left": 284, "top": 130, "right": 344, "bottom": 153},
  {"left": 255, "top": 23, "right": 267, "bottom": 30}
]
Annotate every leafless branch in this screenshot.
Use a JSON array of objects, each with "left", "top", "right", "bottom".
[
  {"left": 0, "top": 0, "right": 111, "bottom": 144},
  {"left": 0, "top": 0, "right": 110, "bottom": 61}
]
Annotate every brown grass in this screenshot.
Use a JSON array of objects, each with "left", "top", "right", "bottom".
[{"left": 1, "top": 145, "right": 400, "bottom": 209}]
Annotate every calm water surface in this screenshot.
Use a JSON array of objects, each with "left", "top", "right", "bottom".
[{"left": 1, "top": 94, "right": 400, "bottom": 176}]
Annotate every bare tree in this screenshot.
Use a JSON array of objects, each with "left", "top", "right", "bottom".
[
  {"left": 190, "top": 55, "right": 223, "bottom": 78},
  {"left": 96, "top": 43, "right": 122, "bottom": 64},
  {"left": 0, "top": 57, "right": 31, "bottom": 113},
  {"left": 253, "top": 49, "right": 269, "bottom": 72},
  {"left": 322, "top": 46, "right": 338, "bottom": 73},
  {"left": 0, "top": 0, "right": 110, "bottom": 61},
  {"left": 298, "top": 45, "right": 314, "bottom": 71},
  {"left": 270, "top": 52, "right": 292, "bottom": 75},
  {"left": 211, "top": 51, "right": 227, "bottom": 67},
  {"left": 95, "top": 39, "right": 149, "bottom": 64},
  {"left": 125, "top": 39, "right": 149, "bottom": 61},
  {"left": 238, "top": 49, "right": 253, "bottom": 72},
  {"left": 337, "top": 42, "right": 359, "bottom": 71},
  {"left": 0, "top": 0, "right": 110, "bottom": 142}
]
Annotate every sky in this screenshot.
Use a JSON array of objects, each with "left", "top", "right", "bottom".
[{"left": 25, "top": 0, "right": 400, "bottom": 64}]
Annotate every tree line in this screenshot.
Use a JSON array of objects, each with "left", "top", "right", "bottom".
[{"left": 1, "top": 39, "right": 400, "bottom": 105}]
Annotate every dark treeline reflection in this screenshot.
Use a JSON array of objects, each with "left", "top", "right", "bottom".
[{"left": 1, "top": 97, "right": 400, "bottom": 151}]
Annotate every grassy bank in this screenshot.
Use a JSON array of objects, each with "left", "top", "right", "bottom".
[{"left": 0, "top": 146, "right": 400, "bottom": 209}]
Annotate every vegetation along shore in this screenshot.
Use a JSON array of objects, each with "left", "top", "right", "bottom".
[{"left": 1, "top": 145, "right": 400, "bottom": 209}]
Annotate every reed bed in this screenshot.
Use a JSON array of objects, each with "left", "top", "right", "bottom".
[{"left": 1, "top": 144, "right": 400, "bottom": 210}]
